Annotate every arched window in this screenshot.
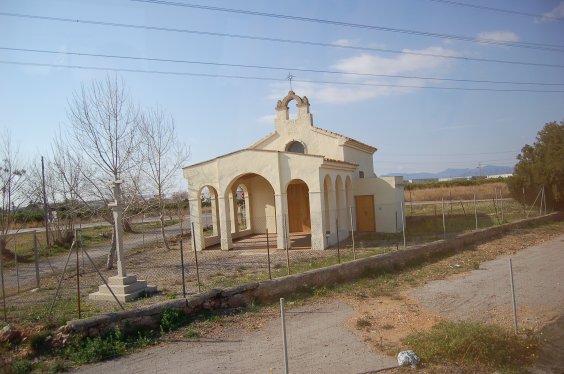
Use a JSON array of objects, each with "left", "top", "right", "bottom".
[{"left": 286, "top": 141, "right": 305, "bottom": 154}]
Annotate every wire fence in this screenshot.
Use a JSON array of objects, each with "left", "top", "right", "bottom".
[{"left": 0, "top": 189, "right": 549, "bottom": 326}]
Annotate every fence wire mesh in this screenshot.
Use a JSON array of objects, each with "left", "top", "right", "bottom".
[{"left": 0, "top": 191, "right": 549, "bottom": 325}]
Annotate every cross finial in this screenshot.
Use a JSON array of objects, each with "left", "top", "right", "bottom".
[{"left": 286, "top": 72, "right": 295, "bottom": 90}]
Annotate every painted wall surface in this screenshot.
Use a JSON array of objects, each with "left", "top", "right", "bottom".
[
  {"left": 247, "top": 175, "right": 276, "bottom": 233},
  {"left": 342, "top": 146, "right": 376, "bottom": 178},
  {"left": 353, "top": 176, "right": 405, "bottom": 233}
]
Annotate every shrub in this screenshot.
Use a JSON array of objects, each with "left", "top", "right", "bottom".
[
  {"left": 403, "top": 320, "right": 539, "bottom": 372},
  {"left": 159, "top": 308, "right": 187, "bottom": 333}
]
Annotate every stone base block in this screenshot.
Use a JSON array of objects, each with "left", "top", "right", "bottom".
[{"left": 89, "top": 275, "right": 157, "bottom": 302}]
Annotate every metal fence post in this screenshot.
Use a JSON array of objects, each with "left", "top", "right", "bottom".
[
  {"left": 180, "top": 239, "right": 186, "bottom": 298},
  {"left": 441, "top": 197, "right": 446, "bottom": 240},
  {"left": 336, "top": 218, "right": 340, "bottom": 263},
  {"left": 191, "top": 222, "right": 201, "bottom": 293},
  {"left": 75, "top": 229, "right": 81, "bottom": 319},
  {"left": 283, "top": 215, "right": 290, "bottom": 275},
  {"left": 474, "top": 193, "right": 478, "bottom": 230},
  {"left": 509, "top": 258, "right": 518, "bottom": 334},
  {"left": 14, "top": 236, "right": 19, "bottom": 293},
  {"left": 0, "top": 242, "right": 6, "bottom": 321},
  {"left": 401, "top": 201, "right": 406, "bottom": 249},
  {"left": 266, "top": 229, "right": 272, "bottom": 280},
  {"left": 142, "top": 214, "right": 145, "bottom": 250},
  {"left": 280, "top": 298, "right": 289, "bottom": 374},
  {"left": 349, "top": 207, "right": 355, "bottom": 260},
  {"left": 33, "top": 231, "right": 40, "bottom": 289}
]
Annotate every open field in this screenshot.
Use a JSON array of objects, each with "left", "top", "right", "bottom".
[{"left": 405, "top": 181, "right": 510, "bottom": 202}]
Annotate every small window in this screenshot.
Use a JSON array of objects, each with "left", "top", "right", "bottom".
[
  {"left": 286, "top": 141, "right": 305, "bottom": 154},
  {"left": 359, "top": 171, "right": 365, "bottom": 178}
]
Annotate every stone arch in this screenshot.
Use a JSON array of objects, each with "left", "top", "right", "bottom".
[
  {"left": 285, "top": 140, "right": 306, "bottom": 154},
  {"left": 199, "top": 185, "right": 220, "bottom": 239},
  {"left": 225, "top": 173, "right": 277, "bottom": 237},
  {"left": 286, "top": 179, "right": 311, "bottom": 233},
  {"left": 276, "top": 90, "right": 310, "bottom": 110}
]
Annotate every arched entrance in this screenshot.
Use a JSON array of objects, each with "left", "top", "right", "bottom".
[
  {"left": 226, "top": 173, "right": 276, "bottom": 237},
  {"left": 199, "top": 185, "right": 220, "bottom": 246},
  {"left": 286, "top": 179, "right": 311, "bottom": 233}
]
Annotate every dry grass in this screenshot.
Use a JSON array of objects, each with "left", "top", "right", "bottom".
[{"left": 405, "top": 182, "right": 510, "bottom": 202}]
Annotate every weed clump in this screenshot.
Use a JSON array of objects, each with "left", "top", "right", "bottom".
[{"left": 403, "top": 320, "right": 539, "bottom": 372}]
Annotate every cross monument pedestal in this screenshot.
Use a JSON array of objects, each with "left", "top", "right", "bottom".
[{"left": 89, "top": 180, "right": 157, "bottom": 302}]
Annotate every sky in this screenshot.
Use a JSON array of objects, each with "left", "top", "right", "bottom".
[{"left": 1, "top": 0, "right": 564, "bottom": 185}]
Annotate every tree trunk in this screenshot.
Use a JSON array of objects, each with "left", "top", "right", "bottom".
[
  {"left": 123, "top": 219, "right": 134, "bottom": 233},
  {"left": 160, "top": 211, "right": 170, "bottom": 250},
  {"left": 0, "top": 238, "right": 10, "bottom": 261}
]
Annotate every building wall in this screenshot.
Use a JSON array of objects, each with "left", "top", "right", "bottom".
[
  {"left": 353, "top": 176, "right": 405, "bottom": 233},
  {"left": 247, "top": 176, "right": 277, "bottom": 233},
  {"left": 342, "top": 146, "right": 376, "bottom": 178}
]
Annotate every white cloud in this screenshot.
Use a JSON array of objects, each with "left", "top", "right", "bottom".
[
  {"left": 331, "top": 46, "right": 458, "bottom": 76},
  {"left": 476, "top": 31, "right": 519, "bottom": 43},
  {"left": 267, "top": 46, "right": 459, "bottom": 104},
  {"left": 333, "top": 39, "right": 354, "bottom": 47},
  {"left": 536, "top": 1, "right": 564, "bottom": 23}
]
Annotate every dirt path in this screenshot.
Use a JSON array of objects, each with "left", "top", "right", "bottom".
[
  {"left": 412, "top": 233, "right": 564, "bottom": 373},
  {"left": 76, "top": 231, "right": 564, "bottom": 373},
  {"left": 77, "top": 301, "right": 396, "bottom": 374}
]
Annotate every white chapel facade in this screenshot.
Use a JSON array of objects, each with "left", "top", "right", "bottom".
[{"left": 183, "top": 91, "right": 404, "bottom": 251}]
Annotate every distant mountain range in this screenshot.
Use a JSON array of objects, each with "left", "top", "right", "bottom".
[{"left": 383, "top": 165, "right": 514, "bottom": 181}]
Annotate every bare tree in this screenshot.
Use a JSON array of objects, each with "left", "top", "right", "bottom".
[
  {"left": 0, "top": 132, "right": 27, "bottom": 258},
  {"left": 66, "top": 75, "right": 141, "bottom": 269},
  {"left": 139, "top": 109, "right": 189, "bottom": 250}
]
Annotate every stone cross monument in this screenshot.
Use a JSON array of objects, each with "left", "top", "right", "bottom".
[{"left": 89, "top": 179, "right": 156, "bottom": 302}]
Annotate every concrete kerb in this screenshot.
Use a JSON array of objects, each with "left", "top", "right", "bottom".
[{"left": 59, "top": 212, "right": 563, "bottom": 339}]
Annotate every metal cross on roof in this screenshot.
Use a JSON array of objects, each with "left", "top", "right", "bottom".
[{"left": 286, "top": 72, "right": 295, "bottom": 90}]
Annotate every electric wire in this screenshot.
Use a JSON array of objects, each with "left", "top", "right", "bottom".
[
  {"left": 425, "top": 0, "right": 564, "bottom": 22},
  {"left": 130, "top": 0, "right": 564, "bottom": 52},
  {"left": 2, "top": 59, "right": 564, "bottom": 93},
  {"left": 3, "top": 46, "right": 563, "bottom": 86},
  {"left": 2, "top": 12, "right": 564, "bottom": 69}
]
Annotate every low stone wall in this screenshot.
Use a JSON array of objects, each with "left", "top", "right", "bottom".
[{"left": 60, "top": 212, "right": 563, "bottom": 338}]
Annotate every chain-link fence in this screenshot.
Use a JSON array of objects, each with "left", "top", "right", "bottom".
[{"left": 0, "top": 190, "right": 549, "bottom": 326}]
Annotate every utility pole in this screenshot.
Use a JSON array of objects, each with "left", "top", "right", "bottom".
[{"left": 41, "top": 156, "right": 50, "bottom": 247}]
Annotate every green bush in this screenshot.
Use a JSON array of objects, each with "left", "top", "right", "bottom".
[
  {"left": 159, "top": 308, "right": 187, "bottom": 333},
  {"left": 64, "top": 328, "right": 126, "bottom": 364},
  {"left": 11, "top": 359, "right": 32, "bottom": 374}
]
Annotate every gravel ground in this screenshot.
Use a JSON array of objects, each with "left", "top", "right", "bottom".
[{"left": 76, "top": 228, "right": 564, "bottom": 373}]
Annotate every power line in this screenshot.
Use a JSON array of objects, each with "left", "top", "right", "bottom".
[
  {"left": 130, "top": 0, "right": 564, "bottom": 52},
  {"left": 4, "top": 46, "right": 563, "bottom": 86},
  {"left": 425, "top": 0, "right": 564, "bottom": 22},
  {"left": 2, "top": 12, "right": 564, "bottom": 69},
  {"left": 2, "top": 59, "right": 564, "bottom": 93},
  {"left": 381, "top": 150, "right": 518, "bottom": 156}
]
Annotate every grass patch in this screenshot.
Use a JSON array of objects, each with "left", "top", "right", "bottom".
[
  {"left": 356, "top": 318, "right": 371, "bottom": 329},
  {"left": 403, "top": 320, "right": 539, "bottom": 373},
  {"left": 63, "top": 326, "right": 157, "bottom": 365}
]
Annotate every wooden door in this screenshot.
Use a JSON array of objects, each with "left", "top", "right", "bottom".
[
  {"left": 355, "top": 195, "right": 376, "bottom": 232},
  {"left": 287, "top": 183, "right": 311, "bottom": 233}
]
